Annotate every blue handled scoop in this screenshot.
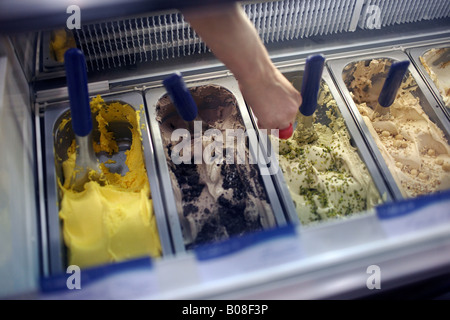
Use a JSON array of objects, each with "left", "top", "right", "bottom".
[
  {"left": 374, "top": 60, "right": 410, "bottom": 116},
  {"left": 64, "top": 48, "right": 101, "bottom": 191},
  {"left": 279, "top": 54, "right": 325, "bottom": 141},
  {"left": 163, "top": 72, "right": 203, "bottom": 133}
]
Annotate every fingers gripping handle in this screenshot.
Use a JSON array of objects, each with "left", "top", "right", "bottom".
[{"left": 278, "top": 123, "right": 294, "bottom": 140}]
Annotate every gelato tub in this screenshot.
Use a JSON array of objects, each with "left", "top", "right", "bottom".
[
  {"left": 407, "top": 44, "right": 450, "bottom": 121},
  {"left": 43, "top": 91, "right": 171, "bottom": 275},
  {"left": 248, "top": 65, "right": 390, "bottom": 226},
  {"left": 41, "top": 30, "right": 76, "bottom": 74},
  {"left": 145, "top": 76, "right": 285, "bottom": 252},
  {"left": 328, "top": 51, "right": 450, "bottom": 200}
]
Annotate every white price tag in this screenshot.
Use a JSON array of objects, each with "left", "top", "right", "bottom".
[
  {"left": 40, "top": 257, "right": 159, "bottom": 300},
  {"left": 376, "top": 190, "right": 450, "bottom": 237},
  {"left": 195, "top": 225, "right": 303, "bottom": 282}
]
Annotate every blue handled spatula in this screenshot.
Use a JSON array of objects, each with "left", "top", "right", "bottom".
[
  {"left": 163, "top": 71, "right": 202, "bottom": 134},
  {"left": 374, "top": 60, "right": 410, "bottom": 116},
  {"left": 64, "top": 48, "right": 101, "bottom": 191},
  {"left": 279, "top": 54, "right": 325, "bottom": 140}
]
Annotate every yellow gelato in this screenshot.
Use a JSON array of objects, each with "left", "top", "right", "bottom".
[
  {"left": 50, "top": 29, "right": 76, "bottom": 63},
  {"left": 58, "top": 96, "right": 161, "bottom": 268}
]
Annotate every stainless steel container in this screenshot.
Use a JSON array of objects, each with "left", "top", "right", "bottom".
[
  {"left": 42, "top": 90, "right": 172, "bottom": 275},
  {"left": 246, "top": 62, "right": 392, "bottom": 226},
  {"left": 328, "top": 50, "right": 450, "bottom": 200},
  {"left": 144, "top": 74, "right": 287, "bottom": 253},
  {"left": 407, "top": 43, "right": 450, "bottom": 121}
]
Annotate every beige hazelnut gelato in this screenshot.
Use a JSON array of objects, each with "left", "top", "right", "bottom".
[{"left": 345, "top": 58, "right": 450, "bottom": 198}]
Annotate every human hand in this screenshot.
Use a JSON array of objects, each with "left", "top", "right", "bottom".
[
  {"left": 183, "top": 3, "right": 301, "bottom": 136},
  {"left": 238, "top": 66, "right": 301, "bottom": 133}
]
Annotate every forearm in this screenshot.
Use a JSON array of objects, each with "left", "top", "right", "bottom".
[
  {"left": 183, "top": 3, "right": 276, "bottom": 85},
  {"left": 182, "top": 3, "right": 301, "bottom": 131}
]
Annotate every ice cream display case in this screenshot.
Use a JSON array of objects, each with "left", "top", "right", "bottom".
[{"left": 1, "top": 0, "right": 450, "bottom": 300}]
